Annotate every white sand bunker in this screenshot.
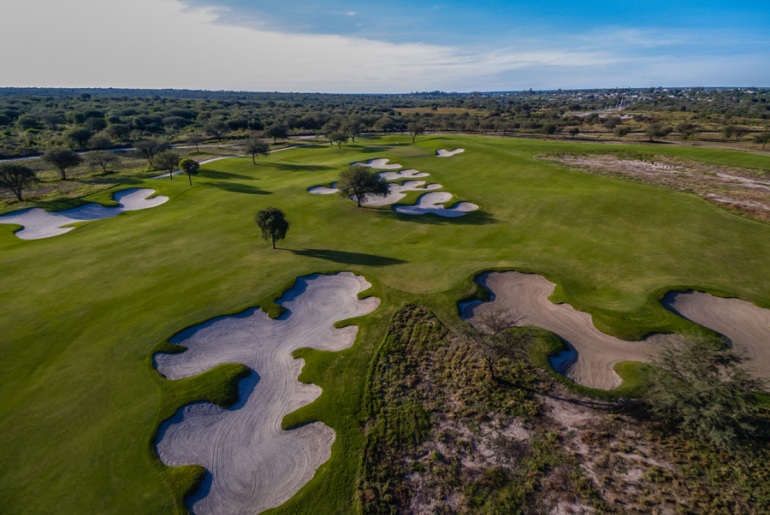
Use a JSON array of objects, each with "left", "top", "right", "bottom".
[
  {"left": 436, "top": 148, "right": 465, "bottom": 157},
  {"left": 308, "top": 182, "right": 338, "bottom": 194},
  {"left": 351, "top": 158, "right": 401, "bottom": 169},
  {"left": 461, "top": 272, "right": 670, "bottom": 390},
  {"left": 0, "top": 188, "right": 168, "bottom": 240},
  {"left": 664, "top": 291, "right": 770, "bottom": 381},
  {"left": 154, "top": 273, "right": 380, "bottom": 515},
  {"left": 394, "top": 191, "right": 479, "bottom": 218},
  {"left": 377, "top": 169, "right": 429, "bottom": 181},
  {"left": 353, "top": 181, "right": 442, "bottom": 207}
]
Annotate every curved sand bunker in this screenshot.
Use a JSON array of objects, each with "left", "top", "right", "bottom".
[
  {"left": 436, "top": 148, "right": 465, "bottom": 157},
  {"left": 377, "top": 169, "right": 429, "bottom": 181},
  {"left": 154, "top": 273, "right": 380, "bottom": 515},
  {"left": 351, "top": 158, "right": 401, "bottom": 169},
  {"left": 308, "top": 182, "right": 338, "bottom": 194},
  {"left": 664, "top": 291, "right": 770, "bottom": 380},
  {"left": 462, "top": 272, "right": 670, "bottom": 390},
  {"left": 353, "top": 181, "right": 442, "bottom": 207},
  {"left": 0, "top": 188, "right": 168, "bottom": 240},
  {"left": 395, "top": 192, "right": 479, "bottom": 218}
]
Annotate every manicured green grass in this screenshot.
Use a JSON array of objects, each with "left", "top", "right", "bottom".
[{"left": 1, "top": 135, "right": 769, "bottom": 514}]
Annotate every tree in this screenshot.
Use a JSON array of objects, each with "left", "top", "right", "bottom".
[
  {"left": 16, "top": 114, "right": 40, "bottom": 131},
  {"left": 722, "top": 125, "right": 737, "bottom": 139},
  {"left": 105, "top": 123, "right": 130, "bottom": 140},
  {"left": 568, "top": 127, "right": 580, "bottom": 138},
  {"left": 65, "top": 127, "right": 94, "bottom": 150},
  {"left": 541, "top": 123, "right": 558, "bottom": 136},
  {"left": 407, "top": 123, "right": 425, "bottom": 143},
  {"left": 264, "top": 124, "right": 288, "bottom": 143},
  {"left": 343, "top": 120, "right": 363, "bottom": 142},
  {"left": 85, "top": 151, "right": 121, "bottom": 174},
  {"left": 42, "top": 148, "right": 82, "bottom": 180},
  {"left": 0, "top": 163, "right": 38, "bottom": 201},
  {"left": 329, "top": 131, "right": 348, "bottom": 149},
  {"left": 645, "top": 123, "right": 673, "bottom": 142},
  {"left": 752, "top": 132, "right": 770, "bottom": 149},
  {"left": 242, "top": 138, "right": 270, "bottom": 164},
  {"left": 255, "top": 206, "right": 289, "bottom": 249},
  {"left": 733, "top": 127, "right": 748, "bottom": 140},
  {"left": 646, "top": 340, "right": 766, "bottom": 450},
  {"left": 154, "top": 151, "right": 181, "bottom": 180},
  {"left": 179, "top": 158, "right": 200, "bottom": 186},
  {"left": 186, "top": 132, "right": 205, "bottom": 151},
  {"left": 89, "top": 133, "right": 112, "bottom": 150},
  {"left": 675, "top": 122, "right": 698, "bottom": 141},
  {"left": 204, "top": 120, "right": 229, "bottom": 141},
  {"left": 134, "top": 139, "right": 170, "bottom": 167},
  {"left": 336, "top": 166, "right": 390, "bottom": 207},
  {"left": 613, "top": 126, "right": 630, "bottom": 139}
]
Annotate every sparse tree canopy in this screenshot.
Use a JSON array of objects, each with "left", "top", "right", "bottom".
[
  {"left": 186, "top": 132, "right": 205, "bottom": 151},
  {"left": 613, "top": 126, "right": 630, "bottom": 139},
  {"left": 264, "top": 124, "right": 289, "bottom": 143},
  {"left": 722, "top": 125, "right": 737, "bottom": 139},
  {"left": 752, "top": 132, "right": 770, "bottom": 149},
  {"left": 675, "top": 122, "right": 698, "bottom": 141},
  {"left": 646, "top": 339, "right": 766, "bottom": 450},
  {"left": 243, "top": 138, "right": 270, "bottom": 164},
  {"left": 407, "top": 123, "right": 424, "bottom": 143},
  {"left": 329, "top": 131, "right": 348, "bottom": 149},
  {"left": 204, "top": 120, "right": 229, "bottom": 141},
  {"left": 336, "top": 166, "right": 390, "bottom": 207},
  {"left": 42, "top": 148, "right": 82, "bottom": 180},
  {"left": 568, "top": 127, "right": 580, "bottom": 138},
  {"left": 88, "top": 133, "right": 112, "bottom": 150},
  {"left": 645, "top": 123, "right": 673, "bottom": 142},
  {"left": 179, "top": 158, "right": 200, "bottom": 186},
  {"left": 64, "top": 127, "right": 93, "bottom": 150},
  {"left": 343, "top": 121, "right": 363, "bottom": 142},
  {"left": 85, "top": 151, "right": 121, "bottom": 174},
  {"left": 0, "top": 163, "right": 38, "bottom": 201},
  {"left": 134, "top": 139, "right": 170, "bottom": 166},
  {"left": 154, "top": 151, "right": 181, "bottom": 180},
  {"left": 541, "top": 123, "right": 558, "bottom": 136},
  {"left": 255, "top": 206, "right": 289, "bottom": 249}
]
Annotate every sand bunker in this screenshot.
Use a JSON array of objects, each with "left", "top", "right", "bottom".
[
  {"left": 0, "top": 188, "right": 168, "bottom": 240},
  {"left": 351, "top": 158, "right": 402, "bottom": 169},
  {"left": 436, "top": 149, "right": 465, "bottom": 157},
  {"left": 663, "top": 291, "right": 770, "bottom": 381},
  {"left": 461, "top": 272, "right": 670, "bottom": 390},
  {"left": 377, "top": 169, "right": 429, "bottom": 181},
  {"left": 353, "top": 181, "right": 442, "bottom": 207},
  {"left": 154, "top": 273, "right": 380, "bottom": 515},
  {"left": 394, "top": 192, "right": 479, "bottom": 218},
  {"left": 308, "top": 182, "right": 338, "bottom": 194}
]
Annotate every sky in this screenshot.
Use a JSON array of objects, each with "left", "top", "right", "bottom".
[{"left": 0, "top": 0, "right": 768, "bottom": 93}]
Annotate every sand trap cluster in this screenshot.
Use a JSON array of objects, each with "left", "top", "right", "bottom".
[
  {"left": 377, "top": 169, "right": 429, "bottom": 181},
  {"left": 663, "top": 291, "right": 770, "bottom": 380},
  {"left": 351, "top": 158, "right": 402, "bottom": 169},
  {"left": 0, "top": 188, "right": 168, "bottom": 240},
  {"left": 394, "top": 192, "right": 479, "bottom": 218},
  {"left": 436, "top": 149, "right": 465, "bottom": 157},
  {"left": 461, "top": 272, "right": 670, "bottom": 390},
  {"left": 154, "top": 273, "right": 380, "bottom": 515},
  {"left": 353, "top": 181, "right": 442, "bottom": 207}
]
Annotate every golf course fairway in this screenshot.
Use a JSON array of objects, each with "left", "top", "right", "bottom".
[{"left": 1, "top": 135, "right": 769, "bottom": 515}]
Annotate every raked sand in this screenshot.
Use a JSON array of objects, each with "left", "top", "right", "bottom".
[
  {"left": 377, "top": 169, "right": 429, "bottom": 181},
  {"left": 154, "top": 273, "right": 380, "bottom": 515},
  {"left": 351, "top": 158, "right": 401, "bottom": 169},
  {"left": 353, "top": 181, "right": 442, "bottom": 206},
  {"left": 308, "top": 182, "right": 338, "bottom": 194},
  {"left": 436, "top": 148, "right": 465, "bottom": 157},
  {"left": 394, "top": 192, "right": 479, "bottom": 218},
  {"left": 0, "top": 188, "right": 168, "bottom": 240},
  {"left": 462, "top": 272, "right": 670, "bottom": 390}
]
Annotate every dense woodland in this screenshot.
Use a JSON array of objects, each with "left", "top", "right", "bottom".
[{"left": 1, "top": 87, "right": 769, "bottom": 159}]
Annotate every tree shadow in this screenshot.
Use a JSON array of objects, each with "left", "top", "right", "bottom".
[
  {"left": 373, "top": 207, "right": 498, "bottom": 226},
  {"left": 269, "top": 163, "right": 337, "bottom": 173},
  {"left": 202, "top": 170, "right": 257, "bottom": 180},
  {"left": 287, "top": 248, "right": 408, "bottom": 266},
  {"left": 208, "top": 182, "right": 271, "bottom": 195}
]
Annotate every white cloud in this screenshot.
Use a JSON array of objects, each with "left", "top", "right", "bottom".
[
  {"left": 0, "top": 0, "right": 766, "bottom": 92},
  {"left": 346, "top": 11, "right": 356, "bottom": 16}
]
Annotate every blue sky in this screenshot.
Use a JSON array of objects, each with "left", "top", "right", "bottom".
[{"left": 1, "top": 0, "right": 768, "bottom": 92}]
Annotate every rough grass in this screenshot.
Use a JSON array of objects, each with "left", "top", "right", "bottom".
[{"left": 1, "top": 135, "right": 769, "bottom": 514}]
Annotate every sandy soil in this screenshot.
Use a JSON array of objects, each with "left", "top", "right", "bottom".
[
  {"left": 377, "top": 169, "right": 429, "bottom": 181},
  {"left": 436, "top": 149, "right": 465, "bottom": 157},
  {"left": 308, "top": 182, "right": 338, "bottom": 194},
  {"left": 154, "top": 273, "right": 380, "bottom": 515},
  {"left": 663, "top": 291, "right": 770, "bottom": 381},
  {"left": 351, "top": 158, "right": 402, "bottom": 169},
  {"left": 0, "top": 188, "right": 168, "bottom": 239},
  {"left": 353, "top": 181, "right": 442, "bottom": 206},
  {"left": 462, "top": 272, "right": 670, "bottom": 390},
  {"left": 394, "top": 192, "right": 479, "bottom": 218}
]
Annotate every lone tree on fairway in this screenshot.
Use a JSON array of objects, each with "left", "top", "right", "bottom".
[
  {"left": 329, "top": 131, "right": 348, "bottom": 149},
  {"left": 42, "top": 148, "right": 82, "bottom": 180},
  {"left": 179, "top": 158, "right": 200, "bottom": 185},
  {"left": 85, "top": 151, "right": 121, "bottom": 174},
  {"left": 0, "top": 163, "right": 38, "bottom": 201},
  {"left": 255, "top": 206, "right": 289, "bottom": 249},
  {"left": 155, "top": 151, "right": 181, "bottom": 180},
  {"left": 243, "top": 138, "right": 270, "bottom": 164},
  {"left": 134, "top": 139, "right": 170, "bottom": 167},
  {"left": 337, "top": 166, "right": 390, "bottom": 207},
  {"left": 408, "top": 123, "right": 424, "bottom": 143},
  {"left": 264, "top": 124, "right": 288, "bottom": 143},
  {"left": 645, "top": 339, "right": 766, "bottom": 450},
  {"left": 752, "top": 132, "right": 770, "bottom": 149}
]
